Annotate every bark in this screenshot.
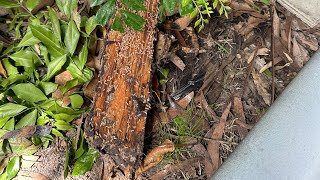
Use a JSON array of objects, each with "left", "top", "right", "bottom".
[{"left": 85, "top": 0, "right": 158, "bottom": 178}]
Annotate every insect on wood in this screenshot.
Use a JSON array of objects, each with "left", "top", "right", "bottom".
[{"left": 85, "top": 0, "right": 159, "bottom": 178}]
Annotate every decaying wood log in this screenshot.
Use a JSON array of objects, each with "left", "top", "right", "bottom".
[{"left": 85, "top": 0, "right": 158, "bottom": 178}]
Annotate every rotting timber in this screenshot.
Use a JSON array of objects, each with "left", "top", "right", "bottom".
[{"left": 84, "top": 1, "right": 159, "bottom": 178}]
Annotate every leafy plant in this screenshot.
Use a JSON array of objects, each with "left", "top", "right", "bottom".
[{"left": 159, "top": 0, "right": 231, "bottom": 31}]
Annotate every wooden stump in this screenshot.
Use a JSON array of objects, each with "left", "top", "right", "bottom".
[{"left": 85, "top": 0, "right": 158, "bottom": 178}]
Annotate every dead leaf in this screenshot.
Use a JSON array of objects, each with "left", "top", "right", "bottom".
[
  {"left": 1, "top": 126, "right": 52, "bottom": 139},
  {"left": 233, "top": 97, "right": 248, "bottom": 139},
  {"left": 0, "top": 60, "right": 6, "bottom": 78},
  {"left": 206, "top": 103, "right": 231, "bottom": 177},
  {"left": 136, "top": 139, "right": 175, "bottom": 176},
  {"left": 173, "top": 15, "right": 195, "bottom": 31},
  {"left": 55, "top": 71, "right": 73, "bottom": 85},
  {"left": 273, "top": 10, "right": 280, "bottom": 37},
  {"left": 167, "top": 92, "right": 194, "bottom": 119},
  {"left": 252, "top": 69, "right": 271, "bottom": 105},
  {"left": 84, "top": 76, "right": 98, "bottom": 99},
  {"left": 236, "top": 17, "right": 266, "bottom": 39},
  {"left": 149, "top": 157, "right": 202, "bottom": 180},
  {"left": 259, "top": 57, "right": 282, "bottom": 73},
  {"left": 21, "top": 155, "right": 39, "bottom": 168},
  {"left": 17, "top": 171, "right": 49, "bottom": 180},
  {"left": 198, "top": 91, "right": 219, "bottom": 122},
  {"left": 155, "top": 32, "right": 172, "bottom": 61},
  {"left": 235, "top": 119, "right": 253, "bottom": 130},
  {"left": 86, "top": 56, "right": 101, "bottom": 70},
  {"left": 169, "top": 54, "right": 186, "bottom": 71},
  {"left": 191, "top": 143, "right": 213, "bottom": 177},
  {"left": 247, "top": 48, "right": 269, "bottom": 64}
]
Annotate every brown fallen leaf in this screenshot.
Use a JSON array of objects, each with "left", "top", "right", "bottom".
[
  {"left": 206, "top": 103, "right": 231, "bottom": 177},
  {"left": 167, "top": 92, "right": 194, "bottom": 119},
  {"left": 173, "top": 15, "right": 196, "bottom": 31},
  {"left": 135, "top": 139, "right": 175, "bottom": 177},
  {"left": 233, "top": 97, "right": 248, "bottom": 139},
  {"left": 198, "top": 91, "right": 219, "bottom": 122},
  {"left": 169, "top": 53, "right": 186, "bottom": 71},
  {"left": 235, "top": 16, "right": 266, "bottom": 39},
  {"left": 252, "top": 69, "right": 271, "bottom": 106},
  {"left": 149, "top": 157, "right": 202, "bottom": 180},
  {"left": 191, "top": 143, "right": 213, "bottom": 178},
  {"left": 0, "top": 60, "right": 6, "bottom": 78},
  {"left": 55, "top": 71, "right": 73, "bottom": 85},
  {"left": 155, "top": 32, "right": 172, "bottom": 61},
  {"left": 86, "top": 55, "right": 101, "bottom": 70},
  {"left": 1, "top": 126, "right": 52, "bottom": 139},
  {"left": 247, "top": 47, "right": 269, "bottom": 64},
  {"left": 259, "top": 57, "right": 282, "bottom": 73},
  {"left": 235, "top": 119, "right": 253, "bottom": 130},
  {"left": 84, "top": 75, "right": 99, "bottom": 99},
  {"left": 21, "top": 155, "right": 39, "bottom": 168},
  {"left": 16, "top": 171, "right": 49, "bottom": 180},
  {"left": 273, "top": 10, "right": 280, "bottom": 37}
]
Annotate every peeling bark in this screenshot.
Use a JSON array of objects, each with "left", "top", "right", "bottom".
[{"left": 84, "top": 1, "right": 159, "bottom": 178}]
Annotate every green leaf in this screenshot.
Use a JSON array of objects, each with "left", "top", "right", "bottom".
[
  {"left": 0, "top": 117, "right": 10, "bottom": 129},
  {"left": 120, "top": 10, "right": 145, "bottom": 31},
  {"left": 53, "top": 113, "right": 79, "bottom": 123},
  {"left": 30, "top": 24, "right": 65, "bottom": 57},
  {"left": 79, "top": 41, "right": 88, "bottom": 69},
  {"left": 56, "top": 0, "right": 78, "bottom": 17},
  {"left": 39, "top": 82, "right": 58, "bottom": 95},
  {"left": 85, "top": 16, "right": 97, "bottom": 35},
  {"left": 43, "top": 54, "right": 67, "bottom": 81},
  {"left": 72, "top": 148, "right": 98, "bottom": 176},
  {"left": 15, "top": 109, "right": 37, "bottom": 129},
  {"left": 260, "top": 0, "right": 270, "bottom": 5},
  {"left": 111, "top": 15, "right": 124, "bottom": 33},
  {"left": 65, "top": 19, "right": 80, "bottom": 56},
  {"left": 0, "top": 0, "right": 19, "bottom": 8},
  {"left": 12, "top": 83, "right": 47, "bottom": 103},
  {"left": 54, "top": 120, "right": 73, "bottom": 131},
  {"left": 89, "top": 0, "right": 106, "bottom": 7},
  {"left": 181, "top": 0, "right": 192, "bottom": 7},
  {"left": 51, "top": 128, "right": 64, "bottom": 138},
  {"left": 6, "top": 156, "right": 20, "bottom": 179},
  {"left": 1, "top": 74, "right": 28, "bottom": 88},
  {"left": 17, "top": 29, "right": 41, "bottom": 47},
  {"left": 219, "top": 6, "right": 223, "bottom": 15},
  {"left": 3, "top": 118, "right": 14, "bottom": 131},
  {"left": 96, "top": 0, "right": 116, "bottom": 25},
  {"left": 2, "top": 58, "right": 18, "bottom": 76},
  {"left": 122, "top": 0, "right": 146, "bottom": 11},
  {"left": 163, "top": 0, "right": 177, "bottom": 13},
  {"left": 61, "top": 79, "right": 78, "bottom": 94},
  {"left": 67, "top": 63, "right": 93, "bottom": 83},
  {"left": 9, "top": 50, "right": 37, "bottom": 68},
  {"left": 225, "top": 6, "right": 231, "bottom": 11},
  {"left": 69, "top": 94, "right": 83, "bottom": 109},
  {"left": 180, "top": 2, "right": 194, "bottom": 16},
  {"left": 26, "top": 0, "right": 40, "bottom": 11},
  {"left": 190, "top": 9, "right": 198, "bottom": 19},
  {"left": 0, "top": 103, "right": 27, "bottom": 119},
  {"left": 48, "top": 7, "right": 61, "bottom": 42},
  {"left": 194, "top": 19, "right": 201, "bottom": 28},
  {"left": 213, "top": 0, "right": 218, "bottom": 8},
  {"left": 37, "top": 114, "right": 50, "bottom": 126}
]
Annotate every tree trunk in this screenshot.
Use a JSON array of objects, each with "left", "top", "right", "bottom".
[{"left": 85, "top": 0, "right": 158, "bottom": 178}]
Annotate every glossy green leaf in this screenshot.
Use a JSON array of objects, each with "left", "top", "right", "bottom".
[
  {"left": 0, "top": 103, "right": 26, "bottom": 119},
  {"left": 26, "top": 0, "right": 40, "bottom": 11},
  {"left": 122, "top": 0, "right": 146, "bottom": 11},
  {"left": 39, "top": 82, "right": 58, "bottom": 95},
  {"left": 3, "top": 118, "right": 14, "bottom": 131},
  {"left": 17, "top": 30, "right": 41, "bottom": 47},
  {"left": 36, "top": 114, "right": 50, "bottom": 126},
  {"left": 65, "top": 19, "right": 80, "bottom": 56},
  {"left": 67, "top": 63, "right": 93, "bottom": 83},
  {"left": 181, "top": 0, "right": 192, "bottom": 7},
  {"left": 2, "top": 58, "right": 18, "bottom": 76},
  {"left": 43, "top": 54, "right": 67, "bottom": 81},
  {"left": 53, "top": 113, "right": 79, "bottom": 123},
  {"left": 54, "top": 120, "right": 73, "bottom": 131},
  {"left": 180, "top": 2, "right": 194, "bottom": 16},
  {"left": 0, "top": 74, "right": 28, "bottom": 88},
  {"left": 56, "top": 0, "right": 77, "bottom": 17},
  {"left": 0, "top": 117, "right": 10, "bottom": 129},
  {"left": 79, "top": 41, "right": 88, "bottom": 69},
  {"left": 61, "top": 79, "right": 78, "bottom": 94},
  {"left": 85, "top": 16, "right": 97, "bottom": 35},
  {"left": 96, "top": 0, "right": 116, "bottom": 25},
  {"left": 72, "top": 148, "right": 98, "bottom": 176},
  {"left": 29, "top": 24, "right": 64, "bottom": 57},
  {"left": 11, "top": 83, "right": 47, "bottom": 103},
  {"left": 15, "top": 109, "right": 38, "bottom": 129},
  {"left": 111, "top": 15, "right": 124, "bottom": 33},
  {"left": 51, "top": 128, "right": 64, "bottom": 138},
  {"left": 120, "top": 10, "right": 145, "bottom": 31},
  {"left": 48, "top": 7, "right": 61, "bottom": 42},
  {"left": 9, "top": 50, "right": 37, "bottom": 68},
  {"left": 69, "top": 94, "right": 83, "bottom": 109},
  {"left": 89, "top": 0, "right": 106, "bottom": 7},
  {"left": 6, "top": 156, "right": 20, "bottom": 179},
  {"left": 0, "top": 0, "right": 19, "bottom": 8},
  {"left": 163, "top": 0, "right": 177, "bottom": 13}
]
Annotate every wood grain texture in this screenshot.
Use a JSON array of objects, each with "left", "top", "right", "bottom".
[{"left": 85, "top": 0, "right": 158, "bottom": 178}]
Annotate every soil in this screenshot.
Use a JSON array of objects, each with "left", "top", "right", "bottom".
[{"left": 11, "top": 1, "right": 320, "bottom": 179}]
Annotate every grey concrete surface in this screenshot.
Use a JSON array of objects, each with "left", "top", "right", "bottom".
[
  {"left": 277, "top": 0, "right": 320, "bottom": 27},
  {"left": 211, "top": 50, "right": 320, "bottom": 180}
]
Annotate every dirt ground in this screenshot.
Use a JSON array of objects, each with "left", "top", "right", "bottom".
[{"left": 14, "top": 1, "right": 320, "bottom": 179}]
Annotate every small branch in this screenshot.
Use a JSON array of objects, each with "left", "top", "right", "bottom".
[{"left": 270, "top": 0, "right": 275, "bottom": 103}]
